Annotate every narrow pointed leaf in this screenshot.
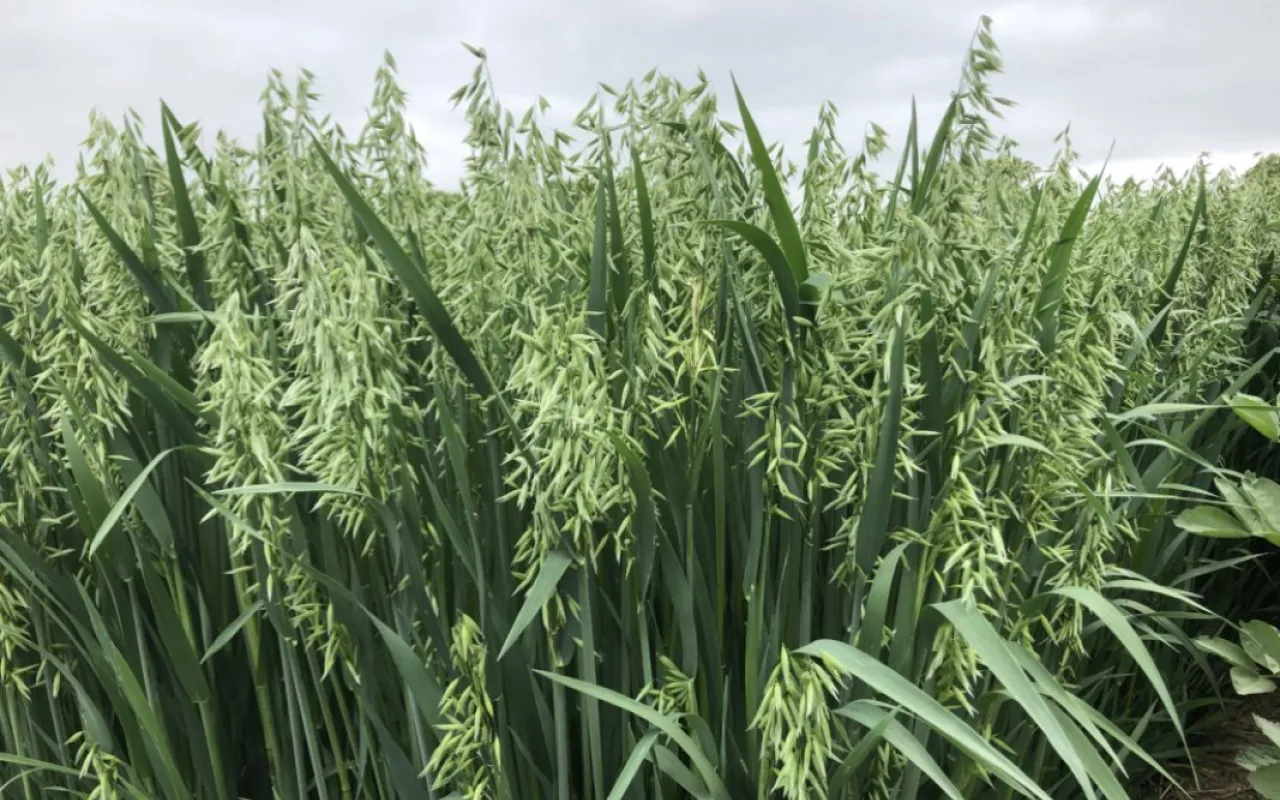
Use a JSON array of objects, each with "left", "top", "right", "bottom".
[{"left": 732, "top": 78, "right": 807, "bottom": 282}]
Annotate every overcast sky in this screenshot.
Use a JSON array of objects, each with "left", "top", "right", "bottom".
[{"left": 3, "top": 0, "right": 1279, "bottom": 189}]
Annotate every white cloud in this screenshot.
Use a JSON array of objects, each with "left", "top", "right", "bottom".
[
  {"left": 2, "top": 0, "right": 1278, "bottom": 190},
  {"left": 988, "top": 2, "right": 1101, "bottom": 40},
  {"left": 874, "top": 54, "right": 958, "bottom": 90},
  {"left": 1086, "top": 147, "right": 1275, "bottom": 184}
]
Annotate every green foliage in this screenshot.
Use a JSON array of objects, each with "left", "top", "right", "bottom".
[
  {"left": 1178, "top": 393, "right": 1280, "bottom": 796},
  {"left": 0, "top": 19, "right": 1278, "bottom": 800}
]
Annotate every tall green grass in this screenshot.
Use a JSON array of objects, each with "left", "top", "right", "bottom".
[{"left": 1, "top": 19, "right": 1278, "bottom": 799}]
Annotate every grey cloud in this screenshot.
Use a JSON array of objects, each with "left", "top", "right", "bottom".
[{"left": 2, "top": 0, "right": 1278, "bottom": 188}]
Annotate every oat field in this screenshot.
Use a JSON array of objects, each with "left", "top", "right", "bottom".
[{"left": 1, "top": 18, "right": 1279, "bottom": 799}]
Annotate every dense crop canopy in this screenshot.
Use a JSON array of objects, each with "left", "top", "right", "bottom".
[{"left": 1, "top": 19, "right": 1279, "bottom": 800}]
